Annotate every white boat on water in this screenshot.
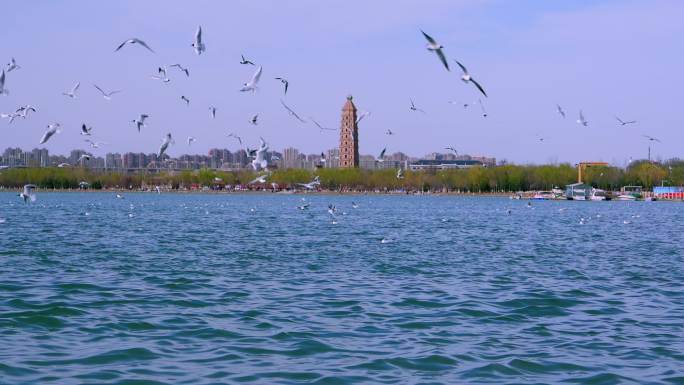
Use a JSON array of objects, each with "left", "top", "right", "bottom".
[
  {"left": 590, "top": 188, "right": 606, "bottom": 201},
  {"left": 616, "top": 194, "right": 636, "bottom": 201}
]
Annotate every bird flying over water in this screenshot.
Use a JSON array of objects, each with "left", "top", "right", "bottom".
[
  {"left": 77, "top": 154, "right": 91, "bottom": 163},
  {"left": 181, "top": 95, "right": 190, "bottom": 106},
  {"left": 356, "top": 110, "right": 370, "bottom": 125},
  {"left": 187, "top": 136, "right": 195, "bottom": 146},
  {"left": 132, "top": 114, "right": 149, "bottom": 132},
  {"left": 0, "top": 112, "right": 19, "bottom": 124},
  {"left": 151, "top": 67, "right": 170, "bottom": 83},
  {"left": 19, "top": 184, "right": 36, "bottom": 203},
  {"left": 93, "top": 84, "right": 121, "bottom": 100},
  {"left": 251, "top": 137, "right": 269, "bottom": 171},
  {"left": 556, "top": 104, "right": 566, "bottom": 118},
  {"left": 85, "top": 139, "right": 106, "bottom": 148},
  {"left": 169, "top": 64, "right": 190, "bottom": 77},
  {"left": 115, "top": 38, "right": 154, "bottom": 53},
  {"left": 191, "top": 26, "right": 205, "bottom": 55},
  {"left": 642, "top": 135, "right": 661, "bottom": 143},
  {"left": 240, "top": 66, "right": 262, "bottom": 92},
  {"left": 409, "top": 98, "right": 425, "bottom": 113},
  {"left": 80, "top": 124, "right": 92, "bottom": 136},
  {"left": 420, "top": 30, "right": 449, "bottom": 71},
  {"left": 298, "top": 176, "right": 320, "bottom": 190},
  {"left": 240, "top": 55, "right": 255, "bottom": 65},
  {"left": 62, "top": 82, "right": 80, "bottom": 98},
  {"left": 397, "top": 168, "right": 404, "bottom": 179},
  {"left": 454, "top": 60, "right": 487, "bottom": 97},
  {"left": 15, "top": 105, "right": 37, "bottom": 119},
  {"left": 250, "top": 113, "right": 259, "bottom": 125},
  {"left": 275, "top": 77, "right": 289, "bottom": 95},
  {"left": 445, "top": 146, "right": 457, "bottom": 155},
  {"left": 280, "top": 99, "right": 306, "bottom": 123},
  {"left": 478, "top": 99, "right": 487, "bottom": 118},
  {"left": 39, "top": 123, "right": 60, "bottom": 144},
  {"left": 577, "top": 110, "right": 588, "bottom": 126},
  {"left": 0, "top": 70, "right": 8, "bottom": 95},
  {"left": 616, "top": 116, "right": 636, "bottom": 126},
  {"left": 376, "top": 148, "right": 386, "bottom": 162},
  {"left": 310, "top": 118, "right": 335, "bottom": 132},
  {"left": 6, "top": 58, "right": 20, "bottom": 72},
  {"left": 158, "top": 133, "right": 173, "bottom": 158},
  {"left": 385, "top": 129, "right": 394, "bottom": 135},
  {"left": 208, "top": 106, "right": 217, "bottom": 119}
]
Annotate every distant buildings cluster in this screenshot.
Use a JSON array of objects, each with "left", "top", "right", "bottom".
[
  {"left": 1, "top": 97, "right": 497, "bottom": 172},
  {"left": 0, "top": 146, "right": 496, "bottom": 172}
]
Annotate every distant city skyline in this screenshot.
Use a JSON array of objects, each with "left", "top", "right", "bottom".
[
  {"left": 1, "top": 1, "right": 682, "bottom": 165},
  {"left": 1, "top": 145, "right": 496, "bottom": 172}
]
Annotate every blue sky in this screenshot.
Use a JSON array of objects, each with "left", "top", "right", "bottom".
[{"left": 1, "top": 0, "right": 682, "bottom": 164}]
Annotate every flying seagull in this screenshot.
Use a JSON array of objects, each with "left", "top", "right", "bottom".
[
  {"left": 240, "top": 55, "right": 255, "bottom": 65},
  {"left": 6, "top": 58, "right": 20, "bottom": 72},
  {"left": 478, "top": 99, "right": 487, "bottom": 118},
  {"left": 376, "top": 148, "right": 386, "bottom": 162},
  {"left": 15, "top": 105, "right": 37, "bottom": 119},
  {"left": 642, "top": 135, "right": 661, "bottom": 143},
  {"left": 420, "top": 30, "right": 449, "bottom": 71},
  {"left": 39, "top": 123, "right": 61, "bottom": 144},
  {"left": 62, "top": 82, "right": 80, "bottom": 98},
  {"left": 93, "top": 84, "right": 122, "bottom": 100},
  {"left": 240, "top": 66, "right": 262, "bottom": 92},
  {"left": 251, "top": 137, "right": 269, "bottom": 171},
  {"left": 19, "top": 184, "right": 36, "bottom": 203},
  {"left": 158, "top": 133, "right": 173, "bottom": 158},
  {"left": 0, "top": 70, "right": 7, "bottom": 95},
  {"left": 181, "top": 95, "right": 190, "bottom": 106},
  {"left": 445, "top": 146, "right": 457, "bottom": 155},
  {"left": 85, "top": 139, "right": 106, "bottom": 148},
  {"left": 209, "top": 106, "right": 217, "bottom": 119},
  {"left": 191, "top": 26, "right": 205, "bottom": 55},
  {"left": 250, "top": 113, "right": 259, "bottom": 125},
  {"left": 80, "top": 123, "right": 92, "bottom": 136},
  {"left": 397, "top": 168, "right": 404, "bottom": 179},
  {"left": 77, "top": 154, "right": 91, "bottom": 163},
  {"left": 275, "top": 77, "right": 289, "bottom": 95},
  {"left": 454, "top": 60, "right": 487, "bottom": 97},
  {"left": 0, "top": 112, "right": 19, "bottom": 124},
  {"left": 151, "top": 67, "right": 170, "bottom": 83},
  {"left": 249, "top": 174, "right": 268, "bottom": 185},
  {"left": 556, "top": 104, "right": 566, "bottom": 119},
  {"left": 187, "top": 136, "right": 196, "bottom": 146},
  {"left": 356, "top": 110, "right": 370, "bottom": 124},
  {"left": 310, "top": 118, "right": 336, "bottom": 131},
  {"left": 448, "top": 100, "right": 470, "bottom": 109},
  {"left": 280, "top": 99, "right": 306, "bottom": 123},
  {"left": 385, "top": 129, "right": 394, "bottom": 135},
  {"left": 298, "top": 176, "right": 320, "bottom": 190},
  {"left": 169, "top": 64, "right": 190, "bottom": 77},
  {"left": 132, "top": 114, "right": 149, "bottom": 132},
  {"left": 577, "top": 110, "right": 588, "bottom": 126},
  {"left": 115, "top": 38, "right": 154, "bottom": 53},
  {"left": 409, "top": 98, "right": 425, "bottom": 113},
  {"left": 227, "top": 133, "right": 243, "bottom": 146},
  {"left": 616, "top": 116, "right": 636, "bottom": 126}
]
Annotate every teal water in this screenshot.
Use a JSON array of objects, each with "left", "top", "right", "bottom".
[{"left": 1, "top": 192, "right": 683, "bottom": 384}]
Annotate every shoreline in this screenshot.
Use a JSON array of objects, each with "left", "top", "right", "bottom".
[{"left": 0, "top": 188, "right": 513, "bottom": 197}]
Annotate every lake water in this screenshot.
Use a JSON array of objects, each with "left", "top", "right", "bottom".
[{"left": 1, "top": 192, "right": 683, "bottom": 384}]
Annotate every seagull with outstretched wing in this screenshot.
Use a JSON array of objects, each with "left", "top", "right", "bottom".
[{"left": 420, "top": 30, "right": 449, "bottom": 71}]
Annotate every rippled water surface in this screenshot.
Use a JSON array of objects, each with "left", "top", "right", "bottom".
[{"left": 1, "top": 192, "right": 683, "bottom": 384}]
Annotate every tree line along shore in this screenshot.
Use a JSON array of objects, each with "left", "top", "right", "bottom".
[{"left": 0, "top": 160, "right": 681, "bottom": 193}]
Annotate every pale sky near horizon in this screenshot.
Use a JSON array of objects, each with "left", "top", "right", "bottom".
[{"left": 1, "top": 0, "right": 683, "bottom": 165}]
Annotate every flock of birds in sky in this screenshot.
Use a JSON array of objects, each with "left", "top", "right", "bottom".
[{"left": 0, "top": 25, "right": 663, "bottom": 206}]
